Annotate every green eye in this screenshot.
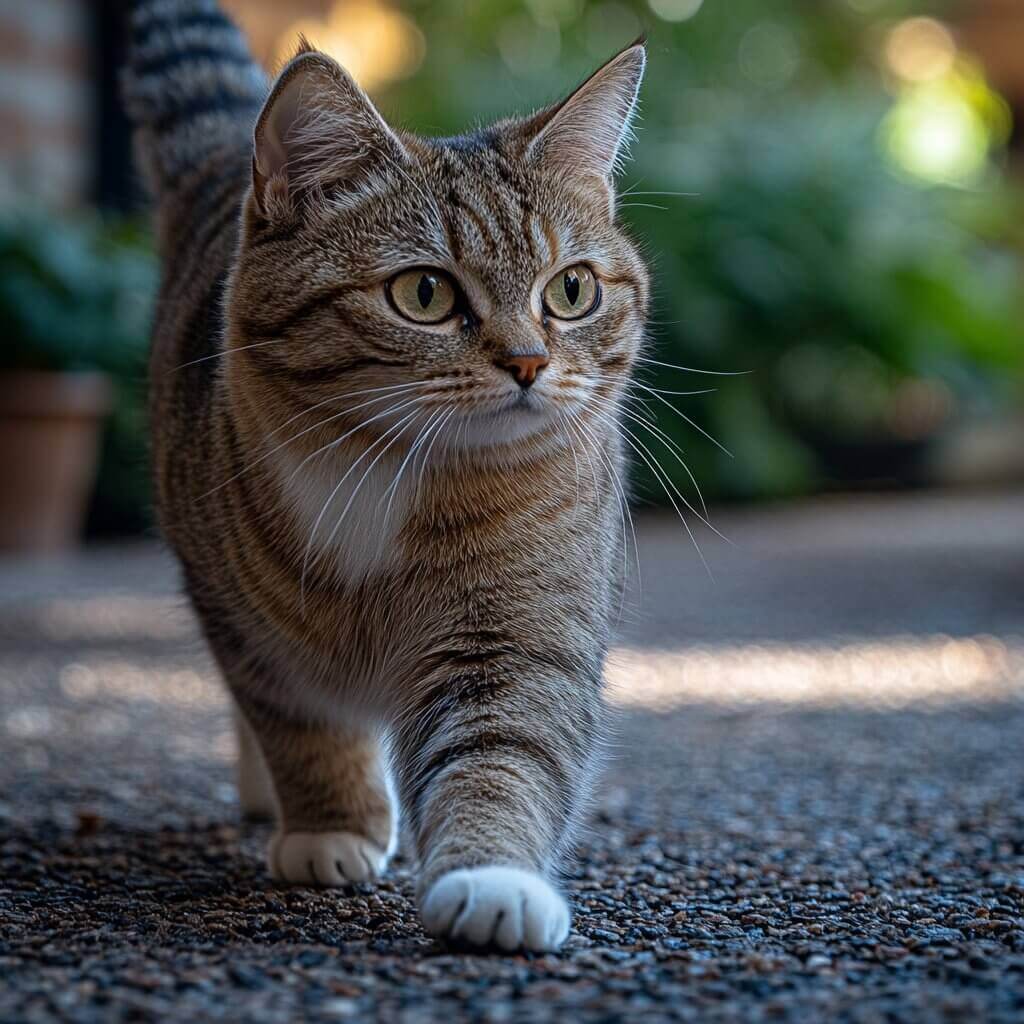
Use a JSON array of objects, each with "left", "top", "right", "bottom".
[
  {"left": 388, "top": 268, "right": 457, "bottom": 324},
  {"left": 543, "top": 264, "right": 600, "bottom": 320}
]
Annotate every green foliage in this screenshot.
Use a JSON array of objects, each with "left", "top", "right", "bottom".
[
  {"left": 627, "top": 90, "right": 1024, "bottom": 496},
  {"left": 0, "top": 211, "right": 156, "bottom": 374}
]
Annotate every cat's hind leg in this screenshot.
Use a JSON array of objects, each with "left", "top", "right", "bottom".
[
  {"left": 233, "top": 704, "right": 277, "bottom": 821},
  {"left": 238, "top": 697, "right": 397, "bottom": 886}
]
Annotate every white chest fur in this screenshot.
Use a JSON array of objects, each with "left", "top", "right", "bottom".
[{"left": 273, "top": 445, "right": 412, "bottom": 584}]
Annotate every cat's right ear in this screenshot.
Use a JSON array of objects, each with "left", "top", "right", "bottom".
[
  {"left": 522, "top": 42, "right": 646, "bottom": 185},
  {"left": 252, "top": 45, "right": 406, "bottom": 219}
]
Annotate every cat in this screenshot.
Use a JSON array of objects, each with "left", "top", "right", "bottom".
[{"left": 123, "top": 0, "right": 648, "bottom": 952}]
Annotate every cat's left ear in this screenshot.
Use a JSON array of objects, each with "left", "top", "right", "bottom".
[{"left": 523, "top": 41, "right": 646, "bottom": 183}]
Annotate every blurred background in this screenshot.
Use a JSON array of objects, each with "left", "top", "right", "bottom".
[{"left": 0, "top": 0, "right": 1022, "bottom": 549}]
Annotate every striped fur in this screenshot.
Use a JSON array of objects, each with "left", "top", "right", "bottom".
[{"left": 125, "top": 0, "right": 649, "bottom": 952}]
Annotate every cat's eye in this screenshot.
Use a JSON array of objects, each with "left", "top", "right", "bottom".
[
  {"left": 387, "top": 268, "right": 457, "bottom": 324},
  {"left": 543, "top": 264, "right": 600, "bottom": 321}
]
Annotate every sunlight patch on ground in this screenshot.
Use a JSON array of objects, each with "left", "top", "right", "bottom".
[
  {"left": 606, "top": 635, "right": 1023, "bottom": 710},
  {"left": 58, "top": 661, "right": 223, "bottom": 709},
  {"left": 38, "top": 597, "right": 194, "bottom": 642}
]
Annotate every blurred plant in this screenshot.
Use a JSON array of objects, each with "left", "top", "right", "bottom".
[
  {"left": 377, "top": 0, "right": 1024, "bottom": 501},
  {"left": 628, "top": 91, "right": 1024, "bottom": 498},
  {"left": 0, "top": 211, "right": 157, "bottom": 534},
  {"left": 0, "top": 212, "right": 155, "bottom": 374}
]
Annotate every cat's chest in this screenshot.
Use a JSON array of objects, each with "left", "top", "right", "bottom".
[{"left": 273, "top": 447, "right": 412, "bottom": 583}]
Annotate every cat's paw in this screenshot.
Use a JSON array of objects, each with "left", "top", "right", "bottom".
[
  {"left": 268, "top": 831, "right": 388, "bottom": 886},
  {"left": 421, "top": 866, "right": 570, "bottom": 952}
]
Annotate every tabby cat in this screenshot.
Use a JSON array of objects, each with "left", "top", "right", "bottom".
[{"left": 124, "top": 0, "right": 648, "bottom": 951}]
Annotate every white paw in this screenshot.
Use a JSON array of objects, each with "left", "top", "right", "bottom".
[
  {"left": 268, "top": 831, "right": 389, "bottom": 886},
  {"left": 421, "top": 866, "right": 570, "bottom": 952}
]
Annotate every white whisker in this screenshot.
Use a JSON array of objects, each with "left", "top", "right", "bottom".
[
  {"left": 380, "top": 406, "right": 446, "bottom": 528},
  {"left": 565, "top": 407, "right": 640, "bottom": 605},
  {"left": 169, "top": 337, "right": 284, "bottom": 372},
  {"left": 586, "top": 404, "right": 714, "bottom": 580},
  {"left": 284, "top": 395, "right": 428, "bottom": 487},
  {"left": 198, "top": 385, "right": 428, "bottom": 501},
  {"left": 637, "top": 357, "right": 751, "bottom": 377},
  {"left": 299, "top": 408, "right": 422, "bottom": 610},
  {"left": 414, "top": 406, "right": 458, "bottom": 497},
  {"left": 631, "top": 381, "right": 734, "bottom": 459}
]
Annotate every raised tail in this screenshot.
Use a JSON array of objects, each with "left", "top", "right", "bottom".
[{"left": 122, "top": 0, "right": 267, "bottom": 201}]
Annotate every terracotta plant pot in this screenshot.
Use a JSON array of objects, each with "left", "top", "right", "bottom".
[{"left": 0, "top": 371, "right": 113, "bottom": 553}]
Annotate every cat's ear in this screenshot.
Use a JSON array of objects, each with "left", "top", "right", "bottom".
[
  {"left": 523, "top": 41, "right": 646, "bottom": 183},
  {"left": 252, "top": 43, "right": 405, "bottom": 218}
]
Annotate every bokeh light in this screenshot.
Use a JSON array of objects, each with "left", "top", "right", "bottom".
[
  {"left": 885, "top": 17, "right": 955, "bottom": 84},
  {"left": 883, "top": 80, "right": 989, "bottom": 185},
  {"left": 498, "top": 13, "right": 561, "bottom": 77},
  {"left": 738, "top": 21, "right": 801, "bottom": 90},
  {"left": 584, "top": 2, "right": 641, "bottom": 59},
  {"left": 647, "top": 0, "right": 703, "bottom": 23},
  {"left": 274, "top": 0, "right": 425, "bottom": 91},
  {"left": 879, "top": 18, "right": 1013, "bottom": 186}
]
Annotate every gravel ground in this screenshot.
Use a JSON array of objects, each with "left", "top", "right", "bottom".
[{"left": 1, "top": 491, "right": 1023, "bottom": 1022}]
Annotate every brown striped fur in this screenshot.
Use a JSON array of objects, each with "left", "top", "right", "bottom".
[{"left": 124, "top": 0, "right": 648, "bottom": 951}]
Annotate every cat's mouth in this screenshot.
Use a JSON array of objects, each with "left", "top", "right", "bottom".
[
  {"left": 461, "top": 388, "right": 547, "bottom": 419},
  {"left": 506, "top": 390, "right": 544, "bottom": 412},
  {"left": 444, "top": 388, "right": 560, "bottom": 450}
]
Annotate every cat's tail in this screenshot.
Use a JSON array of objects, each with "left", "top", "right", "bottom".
[{"left": 121, "top": 0, "right": 268, "bottom": 200}]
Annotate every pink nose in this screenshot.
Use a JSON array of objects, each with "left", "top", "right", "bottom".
[{"left": 496, "top": 353, "right": 550, "bottom": 387}]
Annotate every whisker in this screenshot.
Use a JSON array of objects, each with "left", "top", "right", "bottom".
[
  {"left": 557, "top": 413, "right": 582, "bottom": 508},
  {"left": 620, "top": 190, "right": 699, "bottom": 198},
  {"left": 620, "top": 177, "right": 700, "bottom": 199},
  {"left": 615, "top": 405, "right": 710, "bottom": 521},
  {"left": 588, "top": 397, "right": 728, "bottom": 543},
  {"left": 272, "top": 380, "right": 427, "bottom": 437},
  {"left": 562, "top": 409, "right": 601, "bottom": 499},
  {"left": 631, "top": 381, "right": 734, "bottom": 459},
  {"left": 299, "top": 408, "right": 421, "bottom": 610},
  {"left": 587, "top": 405, "right": 714, "bottom": 580},
  {"left": 621, "top": 422, "right": 731, "bottom": 547},
  {"left": 565, "top": 408, "right": 640, "bottom": 603},
  {"left": 613, "top": 391, "right": 711, "bottom": 520},
  {"left": 380, "top": 406, "right": 446, "bottom": 527},
  {"left": 633, "top": 383, "right": 718, "bottom": 398},
  {"left": 414, "top": 405, "right": 459, "bottom": 497},
  {"left": 169, "top": 337, "right": 284, "bottom": 372},
  {"left": 197, "top": 386, "right": 428, "bottom": 502},
  {"left": 637, "top": 357, "right": 751, "bottom": 377},
  {"left": 283, "top": 395, "right": 428, "bottom": 487},
  {"left": 618, "top": 202, "right": 667, "bottom": 211}
]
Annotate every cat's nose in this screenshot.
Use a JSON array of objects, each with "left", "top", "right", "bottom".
[{"left": 495, "top": 353, "right": 550, "bottom": 388}]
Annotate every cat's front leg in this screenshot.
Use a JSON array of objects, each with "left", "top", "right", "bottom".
[
  {"left": 393, "top": 661, "right": 604, "bottom": 952},
  {"left": 238, "top": 697, "right": 397, "bottom": 886}
]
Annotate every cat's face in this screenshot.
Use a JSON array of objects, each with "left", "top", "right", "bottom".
[{"left": 230, "top": 44, "right": 648, "bottom": 459}]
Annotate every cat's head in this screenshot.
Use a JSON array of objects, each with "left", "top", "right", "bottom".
[{"left": 230, "top": 41, "right": 649, "bottom": 457}]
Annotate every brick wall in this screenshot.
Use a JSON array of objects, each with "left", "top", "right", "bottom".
[{"left": 0, "top": 0, "right": 92, "bottom": 207}]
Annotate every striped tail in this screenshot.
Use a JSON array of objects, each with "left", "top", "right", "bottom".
[{"left": 122, "top": 0, "right": 268, "bottom": 199}]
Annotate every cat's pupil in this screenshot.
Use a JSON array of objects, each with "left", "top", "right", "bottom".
[
  {"left": 417, "top": 275, "right": 435, "bottom": 309},
  {"left": 564, "top": 272, "right": 580, "bottom": 306}
]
